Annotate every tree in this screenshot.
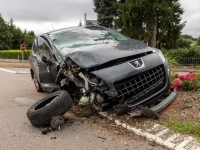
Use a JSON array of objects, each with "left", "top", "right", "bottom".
[
  {"left": 181, "top": 34, "right": 194, "bottom": 40},
  {"left": 9, "top": 18, "right": 25, "bottom": 49},
  {"left": 0, "top": 14, "right": 13, "bottom": 50},
  {"left": 177, "top": 37, "right": 192, "bottom": 48},
  {"left": 196, "top": 36, "right": 200, "bottom": 46},
  {"left": 24, "top": 31, "right": 36, "bottom": 49},
  {"left": 93, "top": 0, "right": 118, "bottom": 28},
  {"left": 114, "top": 0, "right": 185, "bottom": 49}
]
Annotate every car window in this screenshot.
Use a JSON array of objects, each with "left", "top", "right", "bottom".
[
  {"left": 32, "top": 39, "right": 39, "bottom": 55},
  {"left": 37, "top": 37, "right": 51, "bottom": 59}
]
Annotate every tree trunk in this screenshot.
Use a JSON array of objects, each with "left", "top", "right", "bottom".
[{"left": 148, "top": 17, "right": 157, "bottom": 48}]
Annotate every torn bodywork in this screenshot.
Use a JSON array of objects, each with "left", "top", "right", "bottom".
[{"left": 29, "top": 26, "right": 177, "bottom": 118}]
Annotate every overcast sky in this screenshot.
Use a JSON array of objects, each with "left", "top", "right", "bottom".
[{"left": 0, "top": 0, "right": 199, "bottom": 38}]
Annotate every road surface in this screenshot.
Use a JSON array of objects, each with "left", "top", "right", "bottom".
[{"left": 0, "top": 68, "right": 166, "bottom": 150}]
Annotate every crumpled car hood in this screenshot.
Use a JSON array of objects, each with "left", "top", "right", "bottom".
[{"left": 62, "top": 39, "right": 154, "bottom": 68}]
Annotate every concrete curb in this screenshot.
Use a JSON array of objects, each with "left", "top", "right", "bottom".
[
  {"left": 0, "top": 58, "right": 29, "bottom": 63},
  {"left": 98, "top": 112, "right": 200, "bottom": 150}
]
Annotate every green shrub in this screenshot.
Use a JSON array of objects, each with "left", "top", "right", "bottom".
[
  {"left": 162, "top": 46, "right": 200, "bottom": 58},
  {"left": 164, "top": 53, "right": 178, "bottom": 68},
  {"left": 0, "top": 50, "right": 31, "bottom": 60}
]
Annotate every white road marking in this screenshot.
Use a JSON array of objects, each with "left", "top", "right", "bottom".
[{"left": 0, "top": 68, "right": 30, "bottom": 74}]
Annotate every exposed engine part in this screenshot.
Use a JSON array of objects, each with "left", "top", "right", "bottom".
[
  {"left": 86, "top": 74, "right": 105, "bottom": 87},
  {"left": 63, "top": 70, "right": 82, "bottom": 87},
  {"left": 79, "top": 96, "right": 89, "bottom": 106},
  {"left": 50, "top": 115, "right": 67, "bottom": 130},
  {"left": 71, "top": 67, "right": 81, "bottom": 73},
  {"left": 60, "top": 78, "right": 70, "bottom": 87},
  {"left": 96, "top": 94, "right": 104, "bottom": 103},
  {"left": 78, "top": 72, "right": 89, "bottom": 90},
  {"left": 90, "top": 92, "right": 103, "bottom": 112}
]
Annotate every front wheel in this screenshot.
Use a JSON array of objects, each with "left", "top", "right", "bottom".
[
  {"left": 27, "top": 90, "right": 73, "bottom": 127},
  {"left": 33, "top": 73, "right": 43, "bottom": 92}
]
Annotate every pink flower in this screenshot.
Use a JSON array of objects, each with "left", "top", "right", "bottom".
[
  {"left": 172, "top": 80, "right": 181, "bottom": 89},
  {"left": 188, "top": 77, "right": 195, "bottom": 81},
  {"left": 186, "top": 74, "right": 191, "bottom": 78},
  {"left": 178, "top": 75, "right": 185, "bottom": 80},
  {"left": 189, "top": 70, "right": 195, "bottom": 74},
  {"left": 179, "top": 88, "right": 183, "bottom": 92}
]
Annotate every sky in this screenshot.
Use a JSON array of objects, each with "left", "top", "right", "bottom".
[{"left": 0, "top": 0, "right": 199, "bottom": 38}]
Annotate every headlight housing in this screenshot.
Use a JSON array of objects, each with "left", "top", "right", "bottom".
[
  {"left": 152, "top": 48, "right": 166, "bottom": 63},
  {"left": 87, "top": 73, "right": 105, "bottom": 87}
]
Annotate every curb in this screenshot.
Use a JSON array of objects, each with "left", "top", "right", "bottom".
[{"left": 98, "top": 112, "right": 200, "bottom": 150}]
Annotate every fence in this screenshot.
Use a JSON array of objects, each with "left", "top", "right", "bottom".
[{"left": 176, "top": 57, "right": 200, "bottom": 66}]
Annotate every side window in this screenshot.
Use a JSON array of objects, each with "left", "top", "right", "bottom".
[
  {"left": 37, "top": 37, "right": 51, "bottom": 59},
  {"left": 32, "top": 39, "right": 39, "bottom": 55}
]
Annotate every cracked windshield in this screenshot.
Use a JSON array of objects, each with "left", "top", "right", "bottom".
[{"left": 49, "top": 26, "right": 127, "bottom": 55}]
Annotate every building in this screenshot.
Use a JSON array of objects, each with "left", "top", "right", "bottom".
[{"left": 84, "top": 13, "right": 98, "bottom": 26}]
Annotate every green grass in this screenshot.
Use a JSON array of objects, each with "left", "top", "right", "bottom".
[{"left": 162, "top": 118, "right": 200, "bottom": 142}]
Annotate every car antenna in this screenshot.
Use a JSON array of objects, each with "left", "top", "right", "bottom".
[{"left": 51, "top": 24, "right": 55, "bottom": 30}]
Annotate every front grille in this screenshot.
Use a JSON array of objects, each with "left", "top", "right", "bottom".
[{"left": 114, "top": 65, "right": 166, "bottom": 105}]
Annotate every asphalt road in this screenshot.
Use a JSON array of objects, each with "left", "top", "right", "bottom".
[{"left": 0, "top": 68, "right": 165, "bottom": 150}]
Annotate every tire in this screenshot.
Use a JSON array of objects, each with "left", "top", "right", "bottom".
[
  {"left": 33, "top": 72, "right": 43, "bottom": 92},
  {"left": 27, "top": 90, "right": 73, "bottom": 127}
]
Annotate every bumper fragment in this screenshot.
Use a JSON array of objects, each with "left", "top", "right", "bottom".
[{"left": 129, "top": 88, "right": 177, "bottom": 119}]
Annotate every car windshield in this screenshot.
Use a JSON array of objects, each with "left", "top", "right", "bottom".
[{"left": 49, "top": 26, "right": 127, "bottom": 56}]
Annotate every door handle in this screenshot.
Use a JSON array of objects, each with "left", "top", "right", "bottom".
[
  {"left": 32, "top": 59, "right": 34, "bottom": 62},
  {"left": 37, "top": 63, "right": 40, "bottom": 66}
]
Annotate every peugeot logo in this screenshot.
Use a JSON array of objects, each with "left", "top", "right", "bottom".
[
  {"left": 133, "top": 60, "right": 141, "bottom": 67},
  {"left": 128, "top": 58, "right": 145, "bottom": 69}
]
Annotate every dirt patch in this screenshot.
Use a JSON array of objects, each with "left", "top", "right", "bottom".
[
  {"left": 159, "top": 92, "right": 200, "bottom": 123},
  {"left": 0, "top": 62, "right": 29, "bottom": 68}
]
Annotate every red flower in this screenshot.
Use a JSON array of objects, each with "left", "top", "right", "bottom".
[
  {"left": 178, "top": 75, "right": 185, "bottom": 80},
  {"left": 191, "top": 85, "right": 195, "bottom": 89}
]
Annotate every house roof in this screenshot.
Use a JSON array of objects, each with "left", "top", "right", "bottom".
[{"left": 86, "top": 20, "right": 98, "bottom": 26}]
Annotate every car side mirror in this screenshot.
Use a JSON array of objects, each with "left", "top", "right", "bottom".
[
  {"left": 41, "top": 55, "right": 52, "bottom": 65},
  {"left": 41, "top": 55, "right": 48, "bottom": 63}
]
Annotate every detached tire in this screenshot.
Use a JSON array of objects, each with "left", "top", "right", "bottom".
[{"left": 27, "top": 90, "right": 73, "bottom": 127}]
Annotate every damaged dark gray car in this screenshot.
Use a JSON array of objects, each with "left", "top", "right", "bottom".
[{"left": 28, "top": 26, "right": 177, "bottom": 126}]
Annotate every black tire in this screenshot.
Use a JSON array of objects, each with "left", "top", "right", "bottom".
[
  {"left": 27, "top": 90, "right": 73, "bottom": 127},
  {"left": 33, "top": 72, "right": 43, "bottom": 92}
]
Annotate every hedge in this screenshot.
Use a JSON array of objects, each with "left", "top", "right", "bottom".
[
  {"left": 161, "top": 46, "right": 200, "bottom": 58},
  {"left": 0, "top": 50, "right": 31, "bottom": 60}
]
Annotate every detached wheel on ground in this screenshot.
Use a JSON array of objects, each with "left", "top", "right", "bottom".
[
  {"left": 33, "top": 73, "right": 43, "bottom": 92},
  {"left": 27, "top": 90, "right": 73, "bottom": 127}
]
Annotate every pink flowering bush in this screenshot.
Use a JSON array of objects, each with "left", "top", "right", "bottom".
[{"left": 171, "top": 70, "right": 200, "bottom": 91}]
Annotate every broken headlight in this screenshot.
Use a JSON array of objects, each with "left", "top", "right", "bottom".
[
  {"left": 65, "top": 58, "right": 81, "bottom": 73},
  {"left": 86, "top": 73, "right": 105, "bottom": 87},
  {"left": 152, "top": 48, "right": 166, "bottom": 63}
]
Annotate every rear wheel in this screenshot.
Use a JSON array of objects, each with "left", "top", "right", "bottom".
[
  {"left": 33, "top": 73, "right": 43, "bottom": 92},
  {"left": 27, "top": 90, "right": 73, "bottom": 127}
]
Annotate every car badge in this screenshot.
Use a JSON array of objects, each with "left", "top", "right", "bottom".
[{"left": 128, "top": 58, "right": 145, "bottom": 69}]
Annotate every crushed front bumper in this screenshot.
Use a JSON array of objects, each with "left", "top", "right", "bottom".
[{"left": 128, "top": 88, "right": 177, "bottom": 119}]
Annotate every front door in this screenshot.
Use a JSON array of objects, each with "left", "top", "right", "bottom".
[{"left": 35, "top": 37, "right": 58, "bottom": 84}]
